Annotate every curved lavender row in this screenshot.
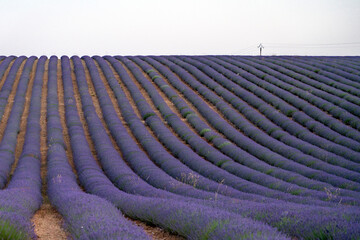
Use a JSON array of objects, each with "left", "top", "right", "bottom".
[
  {"left": 220, "top": 200, "right": 360, "bottom": 240},
  {"left": 62, "top": 56, "right": 287, "bottom": 240},
  {"left": 214, "top": 56, "right": 360, "bottom": 143},
  {"left": 85, "top": 56, "right": 268, "bottom": 202},
  {"left": 272, "top": 57, "right": 360, "bottom": 94},
  {"left": 95, "top": 54, "right": 326, "bottom": 208},
  {"left": 272, "top": 56, "right": 360, "bottom": 92},
  {"left": 308, "top": 57, "right": 360, "bottom": 76},
  {"left": 76, "top": 56, "right": 359, "bottom": 239},
  {"left": 130, "top": 56, "right": 360, "bottom": 238},
  {"left": 176, "top": 56, "right": 360, "bottom": 182},
  {"left": 140, "top": 57, "right": 351, "bottom": 192},
  {"left": 0, "top": 56, "right": 26, "bottom": 124},
  {"left": 229, "top": 56, "right": 360, "bottom": 151},
  {"left": 337, "top": 57, "right": 360, "bottom": 66},
  {"left": 0, "top": 56, "right": 36, "bottom": 189},
  {"left": 246, "top": 57, "right": 360, "bottom": 130},
  {"left": 46, "top": 62, "right": 66, "bottom": 151},
  {"left": 330, "top": 59, "right": 360, "bottom": 70},
  {"left": 69, "top": 55, "right": 356, "bottom": 238},
  {"left": 83, "top": 55, "right": 301, "bottom": 207},
  {"left": 157, "top": 56, "right": 360, "bottom": 194},
  {"left": 65, "top": 57, "right": 176, "bottom": 199},
  {"left": 94, "top": 56, "right": 322, "bottom": 206},
  {"left": 46, "top": 56, "right": 149, "bottom": 240},
  {"left": 0, "top": 56, "right": 15, "bottom": 84},
  {"left": 89, "top": 55, "right": 325, "bottom": 206},
  {"left": 284, "top": 56, "right": 360, "bottom": 83},
  {"left": 217, "top": 56, "right": 359, "bottom": 153},
  {"left": 314, "top": 56, "right": 360, "bottom": 67},
  {"left": 86, "top": 55, "right": 211, "bottom": 200},
  {"left": 319, "top": 57, "right": 360, "bottom": 74},
  {"left": 0, "top": 56, "right": 44, "bottom": 239},
  {"left": 205, "top": 56, "right": 360, "bottom": 159},
  {"left": 73, "top": 56, "right": 238, "bottom": 201},
  {"left": 185, "top": 56, "right": 360, "bottom": 159},
  {"left": 234, "top": 56, "right": 360, "bottom": 133},
  {"left": 318, "top": 57, "right": 360, "bottom": 72},
  {"left": 166, "top": 56, "right": 360, "bottom": 191},
  {"left": 299, "top": 56, "right": 360, "bottom": 80},
  {"left": 281, "top": 56, "right": 360, "bottom": 87},
  {"left": 153, "top": 56, "right": 360, "bottom": 203},
  {"left": 127, "top": 57, "right": 357, "bottom": 199},
  {"left": 232, "top": 58, "right": 360, "bottom": 142},
  {"left": 109, "top": 55, "right": 338, "bottom": 204}
]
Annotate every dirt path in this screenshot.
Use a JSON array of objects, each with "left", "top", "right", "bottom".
[
  {"left": 131, "top": 219, "right": 184, "bottom": 240},
  {"left": 33, "top": 203, "right": 68, "bottom": 240}
]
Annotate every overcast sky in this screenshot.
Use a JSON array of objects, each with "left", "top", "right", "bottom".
[{"left": 0, "top": 0, "right": 359, "bottom": 56}]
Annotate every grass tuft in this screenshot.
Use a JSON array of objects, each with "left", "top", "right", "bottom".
[
  {"left": 218, "top": 141, "right": 232, "bottom": 149},
  {"left": 0, "top": 221, "right": 28, "bottom": 240},
  {"left": 143, "top": 112, "right": 156, "bottom": 120},
  {"left": 151, "top": 75, "right": 161, "bottom": 81},
  {"left": 200, "top": 128, "right": 211, "bottom": 136}
]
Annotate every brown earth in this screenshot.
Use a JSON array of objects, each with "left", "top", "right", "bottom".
[{"left": 32, "top": 203, "right": 68, "bottom": 240}]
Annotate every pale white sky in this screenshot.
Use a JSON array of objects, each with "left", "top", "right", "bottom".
[{"left": 0, "top": 0, "right": 359, "bottom": 56}]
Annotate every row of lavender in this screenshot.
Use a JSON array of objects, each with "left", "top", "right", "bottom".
[
  {"left": 136, "top": 56, "right": 360, "bottom": 194},
  {"left": 0, "top": 55, "right": 359, "bottom": 239},
  {"left": 88, "top": 57, "right": 360, "bottom": 238},
  {"left": 122, "top": 56, "right": 360, "bottom": 203},
  {"left": 162, "top": 56, "right": 360, "bottom": 184},
  {"left": 0, "top": 56, "right": 41, "bottom": 239},
  {"left": 79, "top": 55, "right": 360, "bottom": 239},
  {"left": 0, "top": 56, "right": 149, "bottom": 239},
  {"left": 66, "top": 56, "right": 288, "bottom": 239},
  {"left": 107, "top": 58, "right": 358, "bottom": 238},
  {"left": 133, "top": 54, "right": 357, "bottom": 201}
]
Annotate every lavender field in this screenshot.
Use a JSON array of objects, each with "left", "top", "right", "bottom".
[{"left": 0, "top": 55, "right": 359, "bottom": 239}]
